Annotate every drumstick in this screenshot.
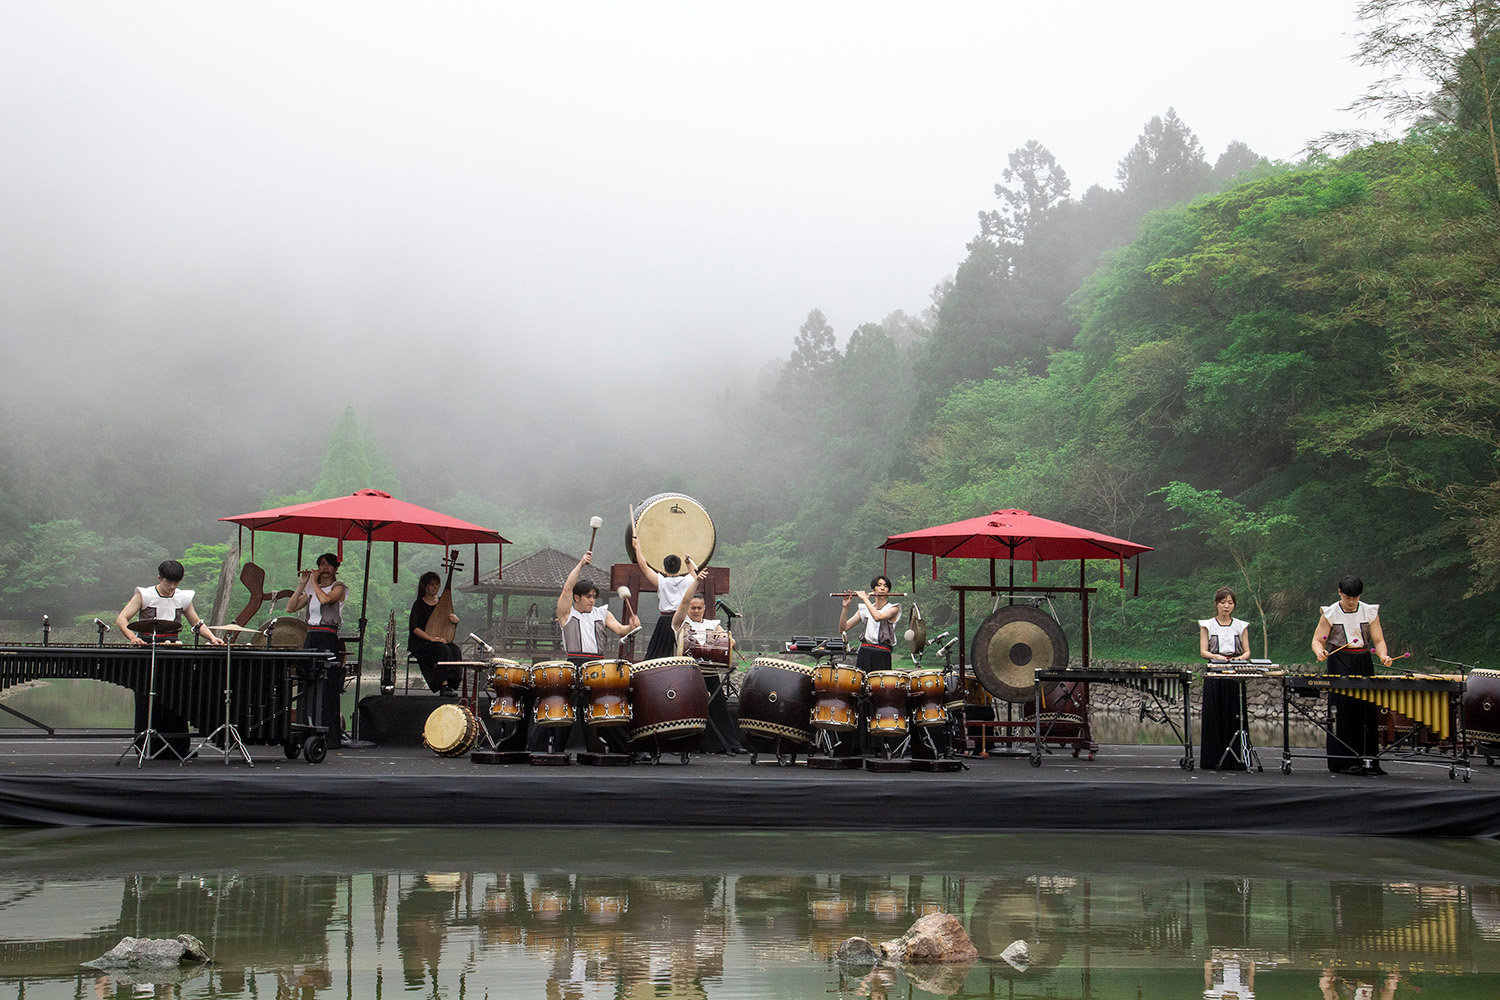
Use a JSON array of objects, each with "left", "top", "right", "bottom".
[
  {"left": 588, "top": 515, "right": 603, "bottom": 553},
  {"left": 617, "top": 585, "right": 634, "bottom": 618}
]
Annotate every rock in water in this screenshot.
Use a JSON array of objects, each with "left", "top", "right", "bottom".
[
  {"left": 83, "top": 934, "right": 212, "bottom": 969},
  {"left": 1000, "top": 938, "right": 1031, "bottom": 971},
  {"left": 879, "top": 912, "right": 979, "bottom": 963},
  {"left": 834, "top": 936, "right": 881, "bottom": 965}
]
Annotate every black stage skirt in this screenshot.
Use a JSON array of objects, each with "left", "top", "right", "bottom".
[
  {"left": 855, "top": 643, "right": 892, "bottom": 673},
  {"left": 1326, "top": 648, "right": 1378, "bottom": 771},
  {"left": 301, "top": 627, "right": 345, "bottom": 742},
  {"left": 646, "top": 613, "right": 677, "bottom": 659},
  {"left": 1198, "top": 673, "right": 1246, "bottom": 770},
  {"left": 410, "top": 638, "right": 462, "bottom": 692}
]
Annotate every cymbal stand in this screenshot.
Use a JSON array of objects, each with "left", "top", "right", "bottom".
[
  {"left": 117, "top": 631, "right": 185, "bottom": 767},
  {"left": 192, "top": 635, "right": 254, "bottom": 767}
]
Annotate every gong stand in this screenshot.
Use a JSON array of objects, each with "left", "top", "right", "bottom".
[{"left": 953, "top": 581, "right": 1097, "bottom": 757}]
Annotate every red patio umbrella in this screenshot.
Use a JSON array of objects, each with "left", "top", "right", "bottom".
[{"left": 221, "top": 489, "right": 511, "bottom": 739}]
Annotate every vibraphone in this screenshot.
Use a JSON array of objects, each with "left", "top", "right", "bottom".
[
  {"left": 1280, "top": 672, "right": 1470, "bottom": 780},
  {"left": 1031, "top": 666, "right": 1194, "bottom": 769},
  {"left": 0, "top": 643, "right": 331, "bottom": 750}
]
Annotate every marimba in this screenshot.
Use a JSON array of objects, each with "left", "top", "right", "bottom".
[
  {"left": 1280, "top": 672, "right": 1470, "bottom": 780},
  {"left": 1031, "top": 666, "right": 1193, "bottom": 769}
]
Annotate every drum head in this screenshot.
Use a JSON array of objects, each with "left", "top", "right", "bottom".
[
  {"left": 970, "top": 605, "right": 1068, "bottom": 703},
  {"left": 627, "top": 493, "right": 716, "bottom": 571},
  {"left": 423, "top": 703, "right": 475, "bottom": 754}
]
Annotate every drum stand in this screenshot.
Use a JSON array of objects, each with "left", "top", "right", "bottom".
[
  {"left": 1214, "top": 678, "right": 1263, "bottom": 772},
  {"left": 117, "top": 628, "right": 186, "bottom": 768},
  {"left": 191, "top": 627, "right": 256, "bottom": 766}
]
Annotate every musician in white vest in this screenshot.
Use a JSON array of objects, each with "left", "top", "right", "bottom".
[
  {"left": 1311, "top": 574, "right": 1392, "bottom": 775},
  {"left": 288, "top": 553, "right": 348, "bottom": 747},
  {"left": 633, "top": 536, "right": 700, "bottom": 659},
  {"left": 674, "top": 592, "right": 746, "bottom": 754},
  {"left": 1197, "top": 586, "right": 1249, "bottom": 770}
]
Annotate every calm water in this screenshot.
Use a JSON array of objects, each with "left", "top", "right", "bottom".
[{"left": 1, "top": 829, "right": 1498, "bottom": 999}]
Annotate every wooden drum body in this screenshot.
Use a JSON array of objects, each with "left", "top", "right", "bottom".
[
  {"left": 866, "top": 670, "right": 910, "bottom": 736},
  {"left": 627, "top": 493, "right": 716, "bottom": 572},
  {"left": 629, "top": 657, "right": 709, "bottom": 745},
  {"left": 530, "top": 661, "right": 577, "bottom": 728},
  {"left": 423, "top": 703, "right": 480, "bottom": 757},
  {"left": 1466, "top": 668, "right": 1500, "bottom": 748},
  {"left": 738, "top": 657, "right": 816, "bottom": 745},
  {"left": 686, "top": 630, "right": 732, "bottom": 666},
  {"left": 581, "top": 658, "right": 632, "bottom": 727},
  {"left": 487, "top": 658, "right": 531, "bottom": 721},
  {"left": 812, "top": 664, "right": 864, "bottom": 732},
  {"left": 909, "top": 669, "right": 947, "bottom": 727}
]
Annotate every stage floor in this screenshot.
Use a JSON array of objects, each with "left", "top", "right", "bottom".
[{"left": 1, "top": 735, "right": 1497, "bottom": 835}]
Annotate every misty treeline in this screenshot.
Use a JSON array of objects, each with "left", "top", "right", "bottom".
[{"left": 6, "top": 1, "right": 1500, "bottom": 666}]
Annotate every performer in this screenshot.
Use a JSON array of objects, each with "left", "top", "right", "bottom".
[
  {"left": 675, "top": 592, "right": 746, "bottom": 753},
  {"left": 1311, "top": 574, "right": 1392, "bottom": 775},
  {"left": 530, "top": 550, "right": 640, "bottom": 753},
  {"left": 1197, "top": 587, "right": 1249, "bottom": 771},
  {"left": 839, "top": 576, "right": 902, "bottom": 673},
  {"left": 633, "top": 536, "right": 698, "bottom": 659},
  {"left": 287, "top": 553, "right": 348, "bottom": 747},
  {"left": 116, "top": 559, "right": 224, "bottom": 757},
  {"left": 408, "top": 571, "right": 462, "bottom": 695},
  {"left": 116, "top": 559, "right": 223, "bottom": 647}
]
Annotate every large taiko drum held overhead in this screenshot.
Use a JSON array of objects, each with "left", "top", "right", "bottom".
[
  {"left": 738, "top": 656, "right": 817, "bottom": 745},
  {"left": 811, "top": 664, "right": 864, "bottom": 731},
  {"left": 970, "top": 605, "right": 1068, "bottom": 703},
  {"left": 487, "top": 658, "right": 531, "bottom": 721},
  {"left": 1465, "top": 668, "right": 1500, "bottom": 751},
  {"left": 866, "top": 671, "right": 910, "bottom": 736},
  {"left": 423, "top": 703, "right": 480, "bottom": 757},
  {"left": 629, "top": 657, "right": 709, "bottom": 745},
  {"left": 580, "top": 658, "right": 632, "bottom": 727},
  {"left": 626, "top": 493, "right": 716, "bottom": 572},
  {"left": 909, "top": 669, "right": 947, "bottom": 727},
  {"left": 530, "top": 661, "right": 577, "bottom": 728}
]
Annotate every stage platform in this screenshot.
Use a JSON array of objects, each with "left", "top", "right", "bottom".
[{"left": 1, "top": 736, "right": 1498, "bottom": 835}]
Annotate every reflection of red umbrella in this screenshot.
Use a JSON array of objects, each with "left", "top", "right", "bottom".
[
  {"left": 880, "top": 509, "right": 1152, "bottom": 678},
  {"left": 221, "top": 489, "right": 510, "bottom": 738}
]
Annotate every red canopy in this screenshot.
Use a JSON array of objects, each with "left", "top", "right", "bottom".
[
  {"left": 880, "top": 509, "right": 1151, "bottom": 585},
  {"left": 221, "top": 489, "right": 509, "bottom": 547}
]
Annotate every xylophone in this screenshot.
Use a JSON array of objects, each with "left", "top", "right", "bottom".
[
  {"left": 1280, "top": 672, "right": 1469, "bottom": 779},
  {"left": 1032, "top": 666, "right": 1194, "bottom": 769},
  {"left": 0, "top": 643, "right": 329, "bottom": 747}
]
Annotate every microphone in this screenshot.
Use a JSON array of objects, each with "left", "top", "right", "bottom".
[
  {"left": 937, "top": 635, "right": 958, "bottom": 655},
  {"left": 716, "top": 599, "right": 741, "bottom": 619},
  {"left": 93, "top": 618, "right": 112, "bottom": 632},
  {"left": 931, "top": 630, "right": 951, "bottom": 643},
  {"left": 469, "top": 632, "right": 494, "bottom": 653}
]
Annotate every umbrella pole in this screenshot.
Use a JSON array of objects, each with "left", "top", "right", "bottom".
[{"left": 350, "top": 533, "right": 372, "bottom": 742}]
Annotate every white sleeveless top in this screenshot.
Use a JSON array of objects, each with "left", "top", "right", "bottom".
[{"left": 1197, "top": 617, "right": 1247, "bottom": 657}]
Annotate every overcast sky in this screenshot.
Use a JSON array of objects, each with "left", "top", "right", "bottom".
[{"left": 0, "top": 1, "right": 1383, "bottom": 421}]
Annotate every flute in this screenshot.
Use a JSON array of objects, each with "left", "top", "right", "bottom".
[{"left": 830, "top": 591, "right": 907, "bottom": 597}]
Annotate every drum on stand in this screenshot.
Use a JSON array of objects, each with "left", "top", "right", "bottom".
[
  {"left": 686, "top": 630, "right": 732, "bottom": 666},
  {"left": 251, "top": 616, "right": 309, "bottom": 648},
  {"left": 580, "top": 659, "right": 632, "bottom": 727},
  {"left": 423, "top": 703, "right": 480, "bottom": 757},
  {"left": 487, "top": 658, "right": 531, "bottom": 722},
  {"left": 866, "top": 671, "right": 910, "bottom": 736},
  {"left": 627, "top": 493, "right": 716, "bottom": 571},
  {"left": 811, "top": 664, "right": 864, "bottom": 731},
  {"left": 738, "top": 657, "right": 816, "bottom": 747},
  {"left": 530, "top": 661, "right": 577, "bottom": 728},
  {"left": 629, "top": 657, "right": 709, "bottom": 759},
  {"left": 908, "top": 669, "right": 947, "bottom": 727},
  {"left": 1465, "top": 668, "right": 1500, "bottom": 759}
]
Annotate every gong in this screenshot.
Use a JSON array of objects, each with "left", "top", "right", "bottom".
[
  {"left": 907, "top": 603, "right": 927, "bottom": 659},
  {"left": 970, "top": 605, "right": 1068, "bottom": 703}
]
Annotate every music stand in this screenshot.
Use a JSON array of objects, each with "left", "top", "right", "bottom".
[
  {"left": 191, "top": 624, "right": 260, "bottom": 766},
  {"left": 117, "top": 619, "right": 185, "bottom": 767}
]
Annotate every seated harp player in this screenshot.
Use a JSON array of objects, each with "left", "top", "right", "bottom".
[
  {"left": 633, "top": 536, "right": 698, "bottom": 659},
  {"left": 674, "top": 589, "right": 746, "bottom": 754},
  {"left": 839, "top": 576, "right": 902, "bottom": 673},
  {"left": 529, "top": 550, "right": 641, "bottom": 753}
]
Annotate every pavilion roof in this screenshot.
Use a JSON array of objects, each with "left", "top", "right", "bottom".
[{"left": 458, "top": 547, "right": 612, "bottom": 597}]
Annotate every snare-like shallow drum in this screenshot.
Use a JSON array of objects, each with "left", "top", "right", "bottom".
[
  {"left": 629, "top": 657, "right": 709, "bottom": 745},
  {"left": 487, "top": 658, "right": 531, "bottom": 721},
  {"left": 1465, "top": 668, "right": 1500, "bottom": 748},
  {"left": 580, "top": 658, "right": 632, "bottom": 727},
  {"left": 685, "top": 629, "right": 732, "bottom": 666},
  {"left": 867, "top": 670, "right": 910, "bottom": 736},
  {"left": 811, "top": 664, "right": 864, "bottom": 731},
  {"left": 909, "top": 669, "right": 947, "bottom": 727},
  {"left": 738, "top": 657, "right": 816, "bottom": 745},
  {"left": 423, "top": 703, "right": 480, "bottom": 757},
  {"left": 530, "top": 661, "right": 577, "bottom": 728}
]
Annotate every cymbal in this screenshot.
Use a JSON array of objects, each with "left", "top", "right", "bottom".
[{"left": 206, "top": 623, "right": 262, "bottom": 633}]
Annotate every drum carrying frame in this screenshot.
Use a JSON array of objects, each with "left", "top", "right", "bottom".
[{"left": 952, "top": 578, "right": 1097, "bottom": 758}]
